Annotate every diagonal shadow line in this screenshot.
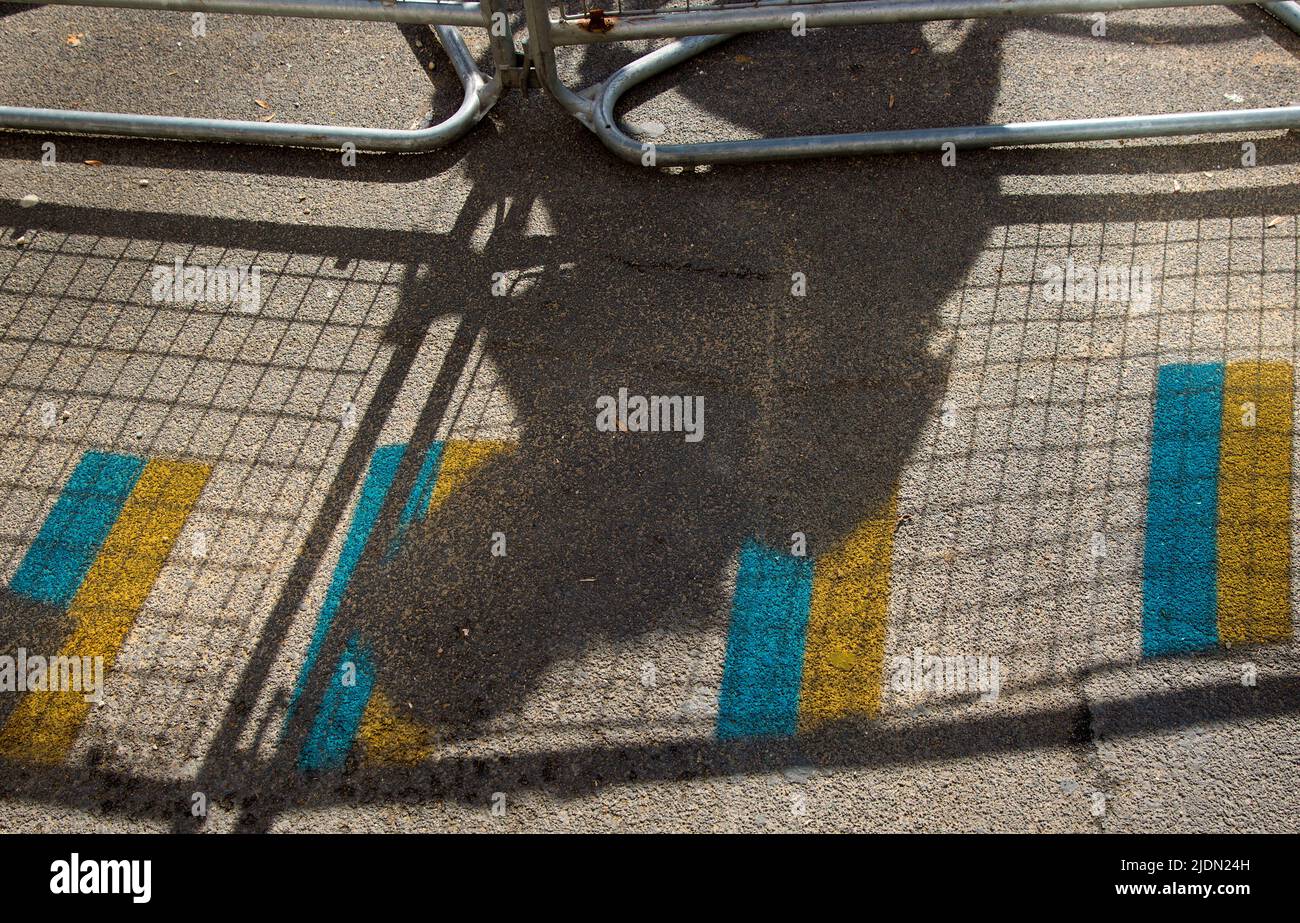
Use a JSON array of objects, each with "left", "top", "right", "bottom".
[
  {"left": 266, "top": 316, "right": 484, "bottom": 783},
  {"left": 0, "top": 198, "right": 532, "bottom": 831},
  {"left": 191, "top": 296, "right": 426, "bottom": 784},
  {"left": 1230, "top": 0, "right": 1300, "bottom": 57},
  {"left": 222, "top": 324, "right": 484, "bottom": 833},
  {"left": 6, "top": 180, "right": 1300, "bottom": 267},
  {"left": 2, "top": 666, "right": 1294, "bottom": 822},
  {"left": 0, "top": 205, "right": 439, "bottom": 264},
  {"left": 985, "top": 137, "right": 1300, "bottom": 177},
  {"left": 0, "top": 203, "right": 567, "bottom": 275},
  {"left": 398, "top": 23, "right": 446, "bottom": 86},
  {"left": 303, "top": 671, "right": 1300, "bottom": 807},
  {"left": 1, "top": 190, "right": 1296, "bottom": 828},
  {"left": 1021, "top": 15, "right": 1261, "bottom": 44},
  {"left": 0, "top": 760, "right": 189, "bottom": 821},
  {"left": 207, "top": 180, "right": 519, "bottom": 828},
  {"left": 999, "top": 186, "right": 1300, "bottom": 223}
]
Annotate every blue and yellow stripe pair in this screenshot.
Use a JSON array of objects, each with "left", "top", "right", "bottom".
[
  {"left": 718, "top": 497, "right": 897, "bottom": 739},
  {"left": 1142, "top": 361, "right": 1294, "bottom": 656},
  {"left": 293, "top": 438, "right": 512, "bottom": 772},
  {"left": 0, "top": 450, "right": 209, "bottom": 763}
]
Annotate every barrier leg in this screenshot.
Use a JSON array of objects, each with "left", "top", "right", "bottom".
[
  {"left": 526, "top": 0, "right": 1300, "bottom": 165},
  {"left": 0, "top": 1, "right": 502, "bottom": 152}
]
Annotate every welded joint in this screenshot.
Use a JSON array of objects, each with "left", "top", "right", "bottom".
[
  {"left": 579, "top": 6, "right": 616, "bottom": 32},
  {"left": 474, "top": 76, "right": 501, "bottom": 118}
]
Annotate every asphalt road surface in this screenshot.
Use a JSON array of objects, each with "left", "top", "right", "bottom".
[{"left": 0, "top": 0, "right": 1298, "bottom": 832}]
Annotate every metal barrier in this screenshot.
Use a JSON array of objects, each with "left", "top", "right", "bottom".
[
  {"left": 523, "top": 0, "right": 1300, "bottom": 164},
  {"left": 3, "top": 0, "right": 1300, "bottom": 159},
  {"left": 0, "top": 0, "right": 521, "bottom": 152}
]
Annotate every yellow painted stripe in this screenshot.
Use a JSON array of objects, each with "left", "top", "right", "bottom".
[
  {"left": 425, "top": 440, "right": 513, "bottom": 517},
  {"left": 798, "top": 495, "right": 896, "bottom": 731},
  {"left": 1218, "top": 361, "right": 1293, "bottom": 646},
  {"left": 359, "top": 440, "right": 513, "bottom": 766},
  {"left": 0, "top": 459, "right": 209, "bottom": 764},
  {"left": 357, "top": 689, "right": 434, "bottom": 764}
]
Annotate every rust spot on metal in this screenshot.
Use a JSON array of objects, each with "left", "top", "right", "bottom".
[{"left": 580, "top": 7, "right": 615, "bottom": 32}]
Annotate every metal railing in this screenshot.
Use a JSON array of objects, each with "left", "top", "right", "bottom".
[
  {"left": 2, "top": 0, "right": 1300, "bottom": 160},
  {"left": 524, "top": 0, "right": 1300, "bottom": 164},
  {"left": 0, "top": 0, "right": 519, "bottom": 152}
]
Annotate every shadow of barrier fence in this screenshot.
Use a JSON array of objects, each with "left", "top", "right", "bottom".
[
  {"left": 1, "top": 160, "right": 1300, "bottom": 827},
  {"left": 3, "top": 0, "right": 1300, "bottom": 162}
]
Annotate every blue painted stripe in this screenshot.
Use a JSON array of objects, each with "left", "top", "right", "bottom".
[
  {"left": 1142, "top": 362, "right": 1224, "bottom": 656},
  {"left": 287, "top": 443, "right": 406, "bottom": 720},
  {"left": 298, "top": 633, "right": 376, "bottom": 772},
  {"left": 292, "top": 438, "right": 462, "bottom": 769},
  {"left": 386, "top": 440, "right": 445, "bottom": 560},
  {"left": 717, "top": 537, "right": 814, "bottom": 739},
  {"left": 10, "top": 452, "right": 145, "bottom": 609}
]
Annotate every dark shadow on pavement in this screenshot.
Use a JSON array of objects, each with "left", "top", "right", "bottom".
[{"left": 0, "top": 15, "right": 1298, "bottom": 830}]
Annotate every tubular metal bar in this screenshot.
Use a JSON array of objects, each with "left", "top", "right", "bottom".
[
  {"left": 548, "top": 0, "right": 1268, "bottom": 43},
  {"left": 482, "top": 4, "right": 524, "bottom": 85},
  {"left": 1263, "top": 0, "right": 1300, "bottom": 31},
  {"left": 32, "top": 0, "right": 485, "bottom": 26},
  {"left": 534, "top": 0, "right": 1300, "bottom": 164},
  {"left": 0, "top": 23, "right": 498, "bottom": 152},
  {"left": 592, "top": 44, "right": 1300, "bottom": 163}
]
